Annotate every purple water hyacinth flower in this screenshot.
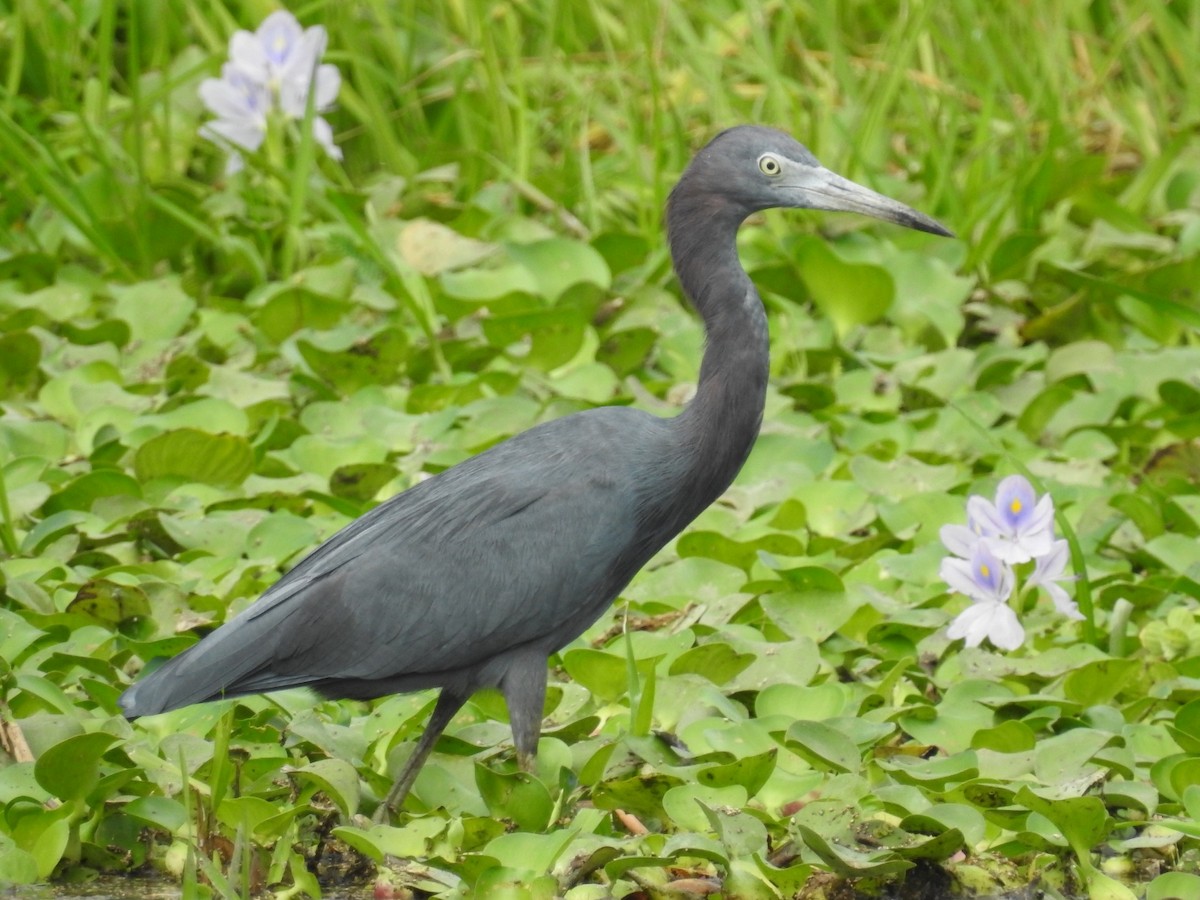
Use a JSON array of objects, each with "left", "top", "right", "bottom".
[
  {"left": 939, "top": 516, "right": 986, "bottom": 559},
  {"left": 967, "top": 474, "right": 1055, "bottom": 564},
  {"left": 940, "top": 541, "right": 1024, "bottom": 650},
  {"left": 946, "top": 599, "right": 1025, "bottom": 650},
  {"left": 198, "top": 64, "right": 271, "bottom": 166},
  {"left": 940, "top": 541, "right": 1014, "bottom": 606},
  {"left": 200, "top": 9, "right": 342, "bottom": 171},
  {"left": 1028, "top": 539, "right": 1083, "bottom": 620}
]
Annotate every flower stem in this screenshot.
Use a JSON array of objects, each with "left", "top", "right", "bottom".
[{"left": 1107, "top": 597, "right": 1133, "bottom": 657}]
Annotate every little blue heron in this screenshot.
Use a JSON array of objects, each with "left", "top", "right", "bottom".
[{"left": 120, "top": 126, "right": 950, "bottom": 818}]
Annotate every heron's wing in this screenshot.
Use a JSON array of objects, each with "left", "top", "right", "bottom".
[{"left": 121, "top": 408, "right": 661, "bottom": 715}]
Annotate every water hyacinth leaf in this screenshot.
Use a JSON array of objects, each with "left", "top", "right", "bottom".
[
  {"left": 16, "top": 811, "right": 70, "bottom": 880},
  {"left": 244, "top": 512, "right": 319, "bottom": 563},
  {"left": 761, "top": 587, "right": 855, "bottom": 644},
  {"left": 784, "top": 721, "right": 860, "bottom": 773},
  {"left": 33, "top": 732, "right": 121, "bottom": 803},
  {"left": 662, "top": 783, "right": 748, "bottom": 831},
  {"left": 1166, "top": 698, "right": 1200, "bottom": 752},
  {"left": 562, "top": 648, "right": 641, "bottom": 703},
  {"left": 795, "top": 824, "right": 913, "bottom": 878},
  {"left": 1147, "top": 873, "right": 1200, "bottom": 900},
  {"left": 0, "top": 843, "right": 39, "bottom": 885},
  {"left": 298, "top": 327, "right": 408, "bottom": 393},
  {"left": 145, "top": 397, "right": 250, "bottom": 436},
  {"left": 0, "top": 331, "right": 40, "bottom": 396},
  {"left": 971, "top": 720, "right": 1037, "bottom": 753},
  {"left": 123, "top": 797, "right": 187, "bottom": 833},
  {"left": 877, "top": 751, "right": 979, "bottom": 789},
  {"left": 134, "top": 428, "right": 254, "bottom": 487},
  {"left": 756, "top": 683, "right": 847, "bottom": 721},
  {"left": 332, "top": 818, "right": 449, "bottom": 863},
  {"left": 1014, "top": 788, "right": 1111, "bottom": 861},
  {"left": 481, "top": 309, "right": 588, "bottom": 370},
  {"left": 699, "top": 802, "right": 768, "bottom": 856},
  {"left": 483, "top": 830, "right": 579, "bottom": 879},
  {"left": 215, "top": 796, "right": 279, "bottom": 838},
  {"left": 41, "top": 469, "right": 142, "bottom": 515},
  {"left": 696, "top": 749, "right": 777, "bottom": 795},
  {"left": 668, "top": 641, "right": 755, "bottom": 684},
  {"left": 66, "top": 580, "right": 151, "bottom": 626},
  {"left": 398, "top": 219, "right": 497, "bottom": 275},
  {"left": 290, "top": 758, "right": 360, "bottom": 819},
  {"left": 599, "top": 326, "right": 657, "bottom": 376},
  {"left": 329, "top": 462, "right": 399, "bottom": 502},
  {"left": 794, "top": 238, "right": 894, "bottom": 338},
  {"left": 1062, "top": 659, "right": 1137, "bottom": 706},
  {"left": 474, "top": 766, "right": 554, "bottom": 832},
  {"left": 1033, "top": 730, "right": 1112, "bottom": 791},
  {"left": 892, "top": 827, "right": 966, "bottom": 860},
  {"left": 506, "top": 238, "right": 611, "bottom": 302},
  {"left": 590, "top": 773, "right": 679, "bottom": 821},
  {"left": 110, "top": 277, "right": 195, "bottom": 341},
  {"left": 900, "top": 805, "right": 987, "bottom": 846},
  {"left": 157, "top": 510, "right": 257, "bottom": 556},
  {"left": 254, "top": 288, "right": 347, "bottom": 343},
  {"left": 551, "top": 361, "right": 619, "bottom": 403},
  {"left": 441, "top": 262, "right": 537, "bottom": 301}
]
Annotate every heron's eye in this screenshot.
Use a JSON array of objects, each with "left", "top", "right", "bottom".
[{"left": 758, "top": 154, "right": 782, "bottom": 176}]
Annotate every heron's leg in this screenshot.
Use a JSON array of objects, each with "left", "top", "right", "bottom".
[
  {"left": 501, "top": 652, "right": 548, "bottom": 774},
  {"left": 375, "top": 689, "right": 467, "bottom": 822}
]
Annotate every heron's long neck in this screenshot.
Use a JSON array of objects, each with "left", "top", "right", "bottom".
[{"left": 665, "top": 191, "right": 769, "bottom": 522}]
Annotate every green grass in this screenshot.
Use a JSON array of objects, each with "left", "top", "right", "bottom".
[{"left": 1, "top": 1, "right": 1200, "bottom": 897}]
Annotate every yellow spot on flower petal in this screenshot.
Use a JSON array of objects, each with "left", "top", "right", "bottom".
[
  {"left": 1010, "top": 499, "right": 1022, "bottom": 515},
  {"left": 980, "top": 564, "right": 990, "bottom": 579}
]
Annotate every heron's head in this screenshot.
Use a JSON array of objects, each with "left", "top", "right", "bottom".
[{"left": 675, "top": 125, "right": 952, "bottom": 237}]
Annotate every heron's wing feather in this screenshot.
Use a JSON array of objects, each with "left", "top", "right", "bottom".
[{"left": 121, "top": 408, "right": 660, "bottom": 715}]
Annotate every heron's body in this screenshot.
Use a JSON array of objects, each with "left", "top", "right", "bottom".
[{"left": 121, "top": 126, "right": 948, "bottom": 817}]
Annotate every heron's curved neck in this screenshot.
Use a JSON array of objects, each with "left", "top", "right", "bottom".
[{"left": 666, "top": 190, "right": 769, "bottom": 520}]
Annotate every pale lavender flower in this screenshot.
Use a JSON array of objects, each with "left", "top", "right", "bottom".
[
  {"left": 200, "top": 9, "right": 342, "bottom": 171},
  {"left": 1028, "top": 539, "right": 1083, "bottom": 620},
  {"left": 940, "top": 541, "right": 1014, "bottom": 606},
  {"left": 939, "top": 517, "right": 986, "bottom": 559},
  {"left": 967, "top": 475, "right": 1055, "bottom": 564},
  {"left": 941, "top": 542, "right": 1024, "bottom": 650},
  {"left": 946, "top": 599, "right": 1025, "bottom": 651},
  {"left": 198, "top": 64, "right": 271, "bottom": 168}
]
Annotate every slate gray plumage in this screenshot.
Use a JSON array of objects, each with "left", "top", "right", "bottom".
[{"left": 120, "top": 126, "right": 950, "bottom": 818}]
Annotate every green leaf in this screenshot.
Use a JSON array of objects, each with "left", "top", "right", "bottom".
[
  {"left": 668, "top": 642, "right": 755, "bottom": 685},
  {"left": 33, "top": 732, "right": 121, "bottom": 803},
  {"left": 795, "top": 824, "right": 912, "bottom": 878},
  {"left": 124, "top": 797, "right": 187, "bottom": 832},
  {"left": 0, "top": 331, "right": 40, "bottom": 396},
  {"left": 134, "top": 428, "right": 254, "bottom": 487},
  {"left": 507, "top": 238, "right": 611, "bottom": 301},
  {"left": 784, "top": 721, "right": 861, "bottom": 773},
  {"left": 330, "top": 462, "right": 398, "bottom": 502},
  {"left": 110, "top": 277, "right": 196, "bottom": 342},
  {"left": 1014, "top": 788, "right": 1111, "bottom": 862},
  {"left": 1147, "top": 872, "right": 1200, "bottom": 900},
  {"left": 66, "top": 579, "right": 151, "bottom": 625},
  {"left": 1062, "top": 659, "right": 1137, "bottom": 705},
  {"left": 474, "top": 766, "right": 553, "bottom": 832},
  {"left": 0, "top": 841, "right": 39, "bottom": 885},
  {"left": 795, "top": 238, "right": 894, "bottom": 338},
  {"left": 661, "top": 783, "right": 748, "bottom": 831},
  {"left": 290, "top": 758, "right": 360, "bottom": 819}
]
